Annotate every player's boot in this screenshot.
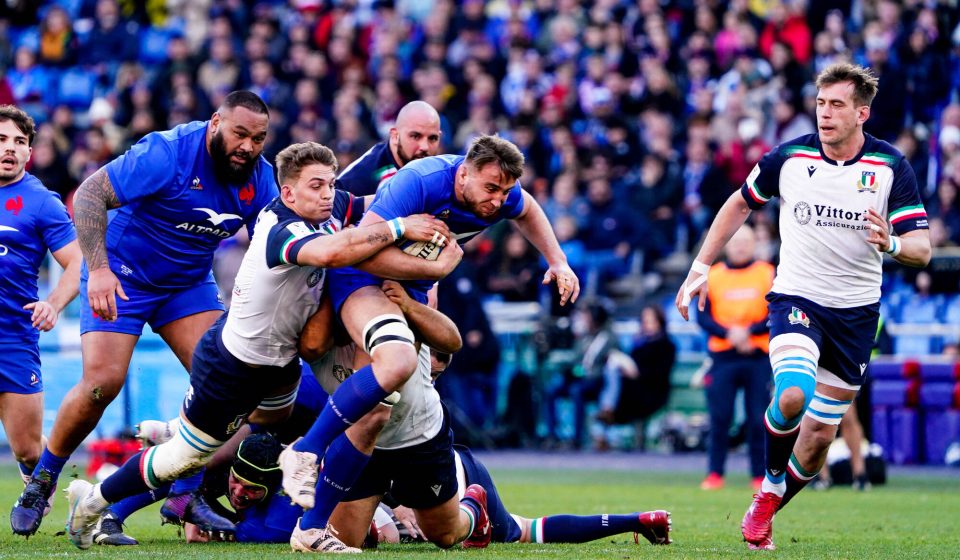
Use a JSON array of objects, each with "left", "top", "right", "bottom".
[
  {"left": 17, "top": 470, "right": 56, "bottom": 518},
  {"left": 159, "top": 492, "right": 235, "bottom": 539},
  {"left": 700, "top": 472, "right": 724, "bottom": 490},
  {"left": 748, "top": 535, "right": 776, "bottom": 550},
  {"left": 461, "top": 484, "right": 491, "bottom": 548},
  {"left": 64, "top": 479, "right": 100, "bottom": 549},
  {"left": 633, "top": 510, "right": 672, "bottom": 545},
  {"left": 10, "top": 467, "right": 56, "bottom": 535},
  {"left": 93, "top": 511, "right": 139, "bottom": 545},
  {"left": 741, "top": 492, "right": 781, "bottom": 548},
  {"left": 279, "top": 439, "right": 319, "bottom": 509},
  {"left": 290, "top": 518, "right": 361, "bottom": 554}
]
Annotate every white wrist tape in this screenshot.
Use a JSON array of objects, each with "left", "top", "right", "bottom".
[
  {"left": 387, "top": 218, "right": 405, "bottom": 241},
  {"left": 885, "top": 235, "right": 901, "bottom": 257},
  {"left": 681, "top": 260, "right": 711, "bottom": 307}
]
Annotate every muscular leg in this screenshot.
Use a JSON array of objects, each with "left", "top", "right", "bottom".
[
  {"left": 155, "top": 310, "right": 222, "bottom": 370},
  {"left": 780, "top": 381, "right": 857, "bottom": 509},
  {"left": 414, "top": 493, "right": 472, "bottom": 549},
  {"left": 292, "top": 287, "right": 417, "bottom": 458},
  {"left": 326, "top": 496, "right": 382, "bottom": 548},
  {"left": 47, "top": 332, "right": 139, "bottom": 458},
  {"left": 248, "top": 380, "right": 300, "bottom": 426},
  {"left": 0, "top": 392, "right": 44, "bottom": 471}
]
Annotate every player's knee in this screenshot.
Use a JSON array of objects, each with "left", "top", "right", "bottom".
[
  {"left": 12, "top": 447, "right": 40, "bottom": 468},
  {"left": 363, "top": 314, "right": 418, "bottom": 389},
  {"left": 428, "top": 528, "right": 461, "bottom": 549},
  {"left": 142, "top": 423, "right": 221, "bottom": 486},
  {"left": 777, "top": 386, "right": 807, "bottom": 418},
  {"left": 79, "top": 377, "right": 124, "bottom": 406}
]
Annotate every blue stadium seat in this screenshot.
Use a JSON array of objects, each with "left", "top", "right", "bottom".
[{"left": 55, "top": 67, "right": 96, "bottom": 109}]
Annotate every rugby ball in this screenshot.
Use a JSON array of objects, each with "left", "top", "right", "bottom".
[{"left": 397, "top": 239, "right": 443, "bottom": 261}]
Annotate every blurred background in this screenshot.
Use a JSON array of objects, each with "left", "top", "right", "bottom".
[{"left": 2, "top": 0, "right": 959, "bottom": 472}]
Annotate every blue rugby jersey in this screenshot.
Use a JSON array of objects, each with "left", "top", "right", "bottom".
[
  {"left": 102, "top": 121, "right": 278, "bottom": 290},
  {"left": 0, "top": 172, "right": 75, "bottom": 342},
  {"left": 365, "top": 154, "right": 525, "bottom": 292}
]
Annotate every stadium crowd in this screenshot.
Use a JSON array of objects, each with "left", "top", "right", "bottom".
[{"left": 1, "top": 0, "right": 959, "bottom": 451}]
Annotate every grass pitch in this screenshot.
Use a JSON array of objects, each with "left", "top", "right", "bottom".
[{"left": 0, "top": 464, "right": 957, "bottom": 559}]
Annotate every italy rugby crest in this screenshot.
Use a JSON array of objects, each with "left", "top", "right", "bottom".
[
  {"left": 788, "top": 307, "right": 810, "bottom": 328},
  {"left": 857, "top": 171, "right": 877, "bottom": 193}
]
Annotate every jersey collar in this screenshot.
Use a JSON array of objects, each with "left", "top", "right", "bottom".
[{"left": 815, "top": 133, "right": 871, "bottom": 167}]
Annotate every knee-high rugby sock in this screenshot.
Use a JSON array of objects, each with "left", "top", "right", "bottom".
[
  {"left": 33, "top": 448, "right": 68, "bottom": 480},
  {"left": 779, "top": 453, "right": 818, "bottom": 509},
  {"left": 530, "top": 513, "right": 643, "bottom": 543},
  {"left": 293, "top": 365, "right": 388, "bottom": 457},
  {"left": 100, "top": 451, "right": 151, "bottom": 503},
  {"left": 107, "top": 485, "right": 170, "bottom": 522},
  {"left": 169, "top": 471, "right": 203, "bottom": 496},
  {"left": 299, "top": 434, "right": 371, "bottom": 530}
]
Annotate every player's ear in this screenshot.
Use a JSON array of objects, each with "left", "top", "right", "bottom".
[{"left": 858, "top": 105, "right": 870, "bottom": 125}]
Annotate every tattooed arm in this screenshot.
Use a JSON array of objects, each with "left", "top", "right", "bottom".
[
  {"left": 295, "top": 213, "right": 449, "bottom": 270},
  {"left": 73, "top": 168, "right": 127, "bottom": 320}
]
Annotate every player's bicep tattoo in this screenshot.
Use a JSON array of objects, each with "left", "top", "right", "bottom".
[{"left": 73, "top": 169, "right": 121, "bottom": 270}]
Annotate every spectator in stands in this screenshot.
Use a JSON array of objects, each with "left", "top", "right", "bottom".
[
  {"left": 697, "top": 225, "right": 774, "bottom": 491},
  {"left": 596, "top": 304, "right": 676, "bottom": 449},
  {"left": 37, "top": 5, "right": 77, "bottom": 67},
  {"left": 680, "top": 137, "right": 730, "bottom": 250},
  {"left": 764, "top": 90, "right": 816, "bottom": 147},
  {"left": 79, "top": 0, "right": 138, "bottom": 67},
  {"left": 438, "top": 266, "right": 501, "bottom": 441},
  {"left": 545, "top": 300, "right": 619, "bottom": 450},
  {"left": 482, "top": 230, "right": 543, "bottom": 303},
  {"left": 580, "top": 176, "right": 637, "bottom": 295}
]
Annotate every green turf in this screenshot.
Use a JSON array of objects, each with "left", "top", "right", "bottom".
[{"left": 0, "top": 465, "right": 958, "bottom": 559}]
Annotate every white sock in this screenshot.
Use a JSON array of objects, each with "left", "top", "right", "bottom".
[
  {"left": 761, "top": 477, "right": 786, "bottom": 497},
  {"left": 83, "top": 483, "right": 109, "bottom": 513}
]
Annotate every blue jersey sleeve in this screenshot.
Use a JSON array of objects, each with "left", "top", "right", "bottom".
[
  {"left": 739, "top": 148, "right": 785, "bottom": 209},
  {"left": 265, "top": 219, "right": 326, "bottom": 268},
  {"left": 887, "top": 158, "right": 928, "bottom": 235},
  {"left": 37, "top": 193, "right": 76, "bottom": 253},
  {"left": 367, "top": 167, "right": 426, "bottom": 221},
  {"left": 104, "top": 132, "right": 179, "bottom": 205}
]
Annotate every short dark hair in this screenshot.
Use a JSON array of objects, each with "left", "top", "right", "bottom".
[
  {"left": 815, "top": 63, "right": 879, "bottom": 107},
  {"left": 0, "top": 105, "right": 36, "bottom": 145},
  {"left": 275, "top": 141, "right": 338, "bottom": 185},
  {"left": 220, "top": 90, "right": 270, "bottom": 116},
  {"left": 465, "top": 135, "right": 525, "bottom": 183}
]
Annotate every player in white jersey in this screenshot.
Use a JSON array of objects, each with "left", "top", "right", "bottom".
[
  {"left": 62, "top": 142, "right": 458, "bottom": 549},
  {"left": 675, "top": 63, "right": 931, "bottom": 550}
]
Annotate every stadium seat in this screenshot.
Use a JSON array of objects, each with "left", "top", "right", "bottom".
[{"left": 55, "top": 68, "right": 96, "bottom": 109}]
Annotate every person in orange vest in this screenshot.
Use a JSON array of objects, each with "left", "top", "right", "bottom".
[{"left": 697, "top": 225, "right": 774, "bottom": 491}]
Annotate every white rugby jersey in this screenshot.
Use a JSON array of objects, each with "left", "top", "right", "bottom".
[
  {"left": 741, "top": 134, "right": 927, "bottom": 308},
  {"left": 221, "top": 192, "right": 361, "bottom": 365},
  {"left": 311, "top": 343, "right": 444, "bottom": 450}
]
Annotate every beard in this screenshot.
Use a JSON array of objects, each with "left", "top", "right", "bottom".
[
  {"left": 210, "top": 130, "right": 258, "bottom": 185},
  {"left": 396, "top": 141, "right": 428, "bottom": 167}
]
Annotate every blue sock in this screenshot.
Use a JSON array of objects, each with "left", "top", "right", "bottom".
[
  {"left": 170, "top": 471, "right": 204, "bottom": 496},
  {"left": 34, "top": 448, "right": 68, "bottom": 480},
  {"left": 533, "top": 513, "right": 641, "bottom": 543},
  {"left": 294, "top": 365, "right": 388, "bottom": 456},
  {"left": 18, "top": 462, "right": 32, "bottom": 479},
  {"left": 108, "top": 485, "right": 170, "bottom": 523},
  {"left": 300, "top": 434, "right": 371, "bottom": 530},
  {"left": 101, "top": 451, "right": 151, "bottom": 503}
]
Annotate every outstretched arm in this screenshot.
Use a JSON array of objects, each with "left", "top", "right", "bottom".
[
  {"left": 675, "top": 191, "right": 752, "bottom": 320},
  {"left": 513, "top": 190, "right": 579, "bottom": 305},
  {"left": 73, "top": 168, "right": 128, "bottom": 321}
]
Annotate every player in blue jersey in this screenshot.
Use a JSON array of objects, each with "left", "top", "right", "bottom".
[
  {"left": 0, "top": 105, "right": 82, "bottom": 523},
  {"left": 10, "top": 91, "right": 281, "bottom": 537},
  {"left": 337, "top": 101, "right": 442, "bottom": 196},
  {"left": 675, "top": 63, "right": 931, "bottom": 550},
  {"left": 279, "top": 134, "right": 580, "bottom": 552},
  {"left": 61, "top": 142, "right": 456, "bottom": 549}
]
